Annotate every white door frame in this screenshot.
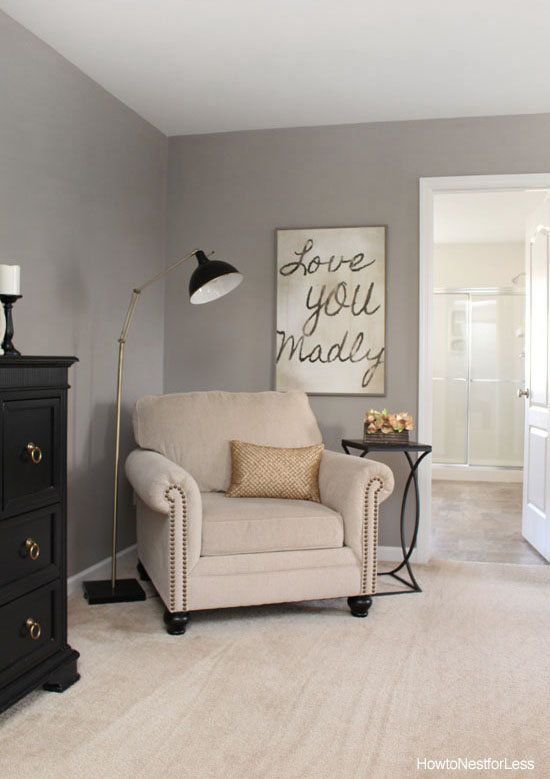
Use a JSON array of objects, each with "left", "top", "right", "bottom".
[{"left": 417, "top": 173, "right": 550, "bottom": 563}]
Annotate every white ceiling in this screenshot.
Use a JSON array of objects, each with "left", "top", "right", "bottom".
[
  {"left": 1, "top": 0, "right": 550, "bottom": 136},
  {"left": 434, "top": 191, "right": 549, "bottom": 244}
]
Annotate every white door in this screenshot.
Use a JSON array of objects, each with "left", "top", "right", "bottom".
[{"left": 522, "top": 195, "right": 550, "bottom": 561}]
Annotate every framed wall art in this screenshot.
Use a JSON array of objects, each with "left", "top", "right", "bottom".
[{"left": 276, "top": 225, "right": 386, "bottom": 395}]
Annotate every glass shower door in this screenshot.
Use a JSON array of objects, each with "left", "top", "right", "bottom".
[
  {"left": 432, "top": 291, "right": 524, "bottom": 468},
  {"left": 432, "top": 294, "right": 469, "bottom": 464},
  {"left": 469, "top": 294, "right": 524, "bottom": 467}
]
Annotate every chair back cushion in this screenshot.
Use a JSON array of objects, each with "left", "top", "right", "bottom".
[{"left": 133, "top": 390, "right": 323, "bottom": 492}]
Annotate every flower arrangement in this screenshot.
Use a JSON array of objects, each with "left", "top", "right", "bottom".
[{"left": 363, "top": 409, "right": 413, "bottom": 442}]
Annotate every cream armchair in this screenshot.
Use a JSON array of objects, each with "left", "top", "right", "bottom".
[{"left": 125, "top": 391, "right": 394, "bottom": 634}]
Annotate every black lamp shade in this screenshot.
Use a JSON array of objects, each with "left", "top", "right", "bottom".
[{"left": 189, "top": 250, "right": 243, "bottom": 304}]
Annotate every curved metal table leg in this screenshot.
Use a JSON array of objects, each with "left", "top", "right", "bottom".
[{"left": 377, "top": 449, "right": 431, "bottom": 593}]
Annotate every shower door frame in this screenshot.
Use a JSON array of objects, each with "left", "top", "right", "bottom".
[
  {"left": 432, "top": 286, "right": 525, "bottom": 470},
  {"left": 417, "top": 173, "right": 550, "bottom": 564}
]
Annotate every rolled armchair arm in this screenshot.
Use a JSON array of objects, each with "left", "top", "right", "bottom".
[
  {"left": 125, "top": 449, "right": 202, "bottom": 594},
  {"left": 319, "top": 449, "right": 394, "bottom": 595},
  {"left": 125, "top": 449, "right": 201, "bottom": 515}
]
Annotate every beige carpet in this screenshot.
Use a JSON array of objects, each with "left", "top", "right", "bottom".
[{"left": 1, "top": 560, "right": 549, "bottom": 779}]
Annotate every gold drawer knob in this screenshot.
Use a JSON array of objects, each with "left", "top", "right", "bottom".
[
  {"left": 25, "top": 618, "right": 41, "bottom": 641},
  {"left": 25, "top": 538, "right": 40, "bottom": 561},
  {"left": 26, "top": 442, "right": 43, "bottom": 464}
]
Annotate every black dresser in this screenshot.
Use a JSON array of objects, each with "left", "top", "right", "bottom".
[{"left": 0, "top": 356, "right": 79, "bottom": 714}]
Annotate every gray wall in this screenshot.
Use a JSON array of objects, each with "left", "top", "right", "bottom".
[
  {"left": 165, "top": 114, "right": 550, "bottom": 546},
  {"left": 0, "top": 11, "right": 167, "bottom": 574},
  {"left": 5, "top": 0, "right": 550, "bottom": 561}
]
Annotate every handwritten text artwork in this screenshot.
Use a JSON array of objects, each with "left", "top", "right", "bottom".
[{"left": 276, "top": 226, "right": 386, "bottom": 395}]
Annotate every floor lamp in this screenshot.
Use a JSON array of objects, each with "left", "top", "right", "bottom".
[{"left": 83, "top": 249, "right": 243, "bottom": 604}]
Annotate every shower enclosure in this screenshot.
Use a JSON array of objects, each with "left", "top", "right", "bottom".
[{"left": 432, "top": 288, "right": 525, "bottom": 469}]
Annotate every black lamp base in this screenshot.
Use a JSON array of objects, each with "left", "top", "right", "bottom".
[{"left": 83, "top": 578, "right": 146, "bottom": 604}]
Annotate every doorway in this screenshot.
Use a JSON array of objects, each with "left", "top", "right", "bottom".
[{"left": 418, "top": 174, "right": 550, "bottom": 565}]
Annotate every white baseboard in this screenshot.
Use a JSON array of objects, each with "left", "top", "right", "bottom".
[
  {"left": 432, "top": 465, "right": 523, "bottom": 483},
  {"left": 377, "top": 545, "right": 420, "bottom": 563},
  {"left": 67, "top": 544, "right": 138, "bottom": 595}
]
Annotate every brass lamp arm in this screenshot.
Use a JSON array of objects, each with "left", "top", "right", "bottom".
[
  {"left": 118, "top": 248, "right": 200, "bottom": 344},
  {"left": 110, "top": 247, "right": 199, "bottom": 588}
]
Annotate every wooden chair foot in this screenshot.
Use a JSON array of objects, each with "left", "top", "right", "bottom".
[
  {"left": 163, "top": 610, "right": 189, "bottom": 635},
  {"left": 347, "top": 596, "right": 373, "bottom": 618}
]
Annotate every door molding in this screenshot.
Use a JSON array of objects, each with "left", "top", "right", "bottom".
[{"left": 417, "top": 173, "right": 550, "bottom": 563}]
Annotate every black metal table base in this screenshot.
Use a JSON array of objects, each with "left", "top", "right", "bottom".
[{"left": 341, "top": 439, "right": 432, "bottom": 597}]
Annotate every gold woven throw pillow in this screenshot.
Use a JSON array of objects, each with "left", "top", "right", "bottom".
[{"left": 225, "top": 440, "right": 324, "bottom": 502}]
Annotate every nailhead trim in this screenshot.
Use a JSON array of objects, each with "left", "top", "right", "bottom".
[
  {"left": 361, "top": 477, "right": 383, "bottom": 596},
  {"left": 164, "top": 485, "right": 188, "bottom": 612}
]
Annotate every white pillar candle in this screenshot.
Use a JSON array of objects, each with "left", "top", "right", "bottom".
[{"left": 0, "top": 264, "right": 21, "bottom": 295}]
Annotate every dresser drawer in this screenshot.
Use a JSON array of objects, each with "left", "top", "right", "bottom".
[
  {"left": 0, "top": 581, "right": 62, "bottom": 686},
  {"left": 1, "top": 397, "right": 62, "bottom": 516},
  {"left": 0, "top": 506, "right": 61, "bottom": 590}
]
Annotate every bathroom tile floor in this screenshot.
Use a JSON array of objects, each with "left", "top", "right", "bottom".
[{"left": 431, "top": 480, "right": 547, "bottom": 565}]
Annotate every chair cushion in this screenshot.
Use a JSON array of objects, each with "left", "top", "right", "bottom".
[
  {"left": 225, "top": 440, "right": 324, "bottom": 502},
  {"left": 201, "top": 492, "right": 344, "bottom": 556},
  {"left": 133, "top": 390, "right": 322, "bottom": 492}
]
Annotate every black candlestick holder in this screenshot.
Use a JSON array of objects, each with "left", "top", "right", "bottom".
[{"left": 0, "top": 294, "right": 22, "bottom": 356}]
